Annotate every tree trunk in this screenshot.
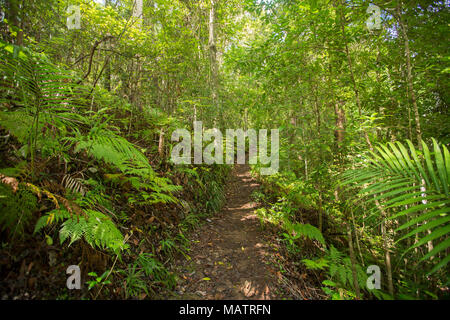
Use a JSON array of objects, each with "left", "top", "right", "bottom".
[
  {"left": 334, "top": 101, "right": 345, "bottom": 150},
  {"left": 104, "top": 0, "right": 112, "bottom": 91},
  {"left": 346, "top": 222, "right": 361, "bottom": 299},
  {"left": 338, "top": 2, "right": 371, "bottom": 149},
  {"left": 208, "top": 0, "right": 219, "bottom": 126},
  {"left": 8, "top": 0, "right": 23, "bottom": 45},
  {"left": 396, "top": 3, "right": 422, "bottom": 147},
  {"left": 158, "top": 128, "right": 165, "bottom": 160},
  {"left": 133, "top": 0, "right": 143, "bottom": 29},
  {"left": 397, "top": 3, "right": 433, "bottom": 254}
]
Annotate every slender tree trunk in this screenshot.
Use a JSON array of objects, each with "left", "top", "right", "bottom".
[
  {"left": 397, "top": 3, "right": 433, "bottom": 254},
  {"left": 346, "top": 221, "right": 361, "bottom": 299},
  {"left": 105, "top": 0, "right": 112, "bottom": 92},
  {"left": 304, "top": 157, "right": 308, "bottom": 181},
  {"left": 381, "top": 220, "right": 394, "bottom": 295},
  {"left": 313, "top": 83, "right": 321, "bottom": 138},
  {"left": 375, "top": 51, "right": 385, "bottom": 141},
  {"left": 208, "top": 0, "right": 219, "bottom": 126},
  {"left": 318, "top": 192, "right": 323, "bottom": 233},
  {"left": 351, "top": 208, "right": 364, "bottom": 266},
  {"left": 158, "top": 128, "right": 165, "bottom": 159},
  {"left": 8, "top": 0, "right": 23, "bottom": 45},
  {"left": 339, "top": 16, "right": 372, "bottom": 149},
  {"left": 396, "top": 3, "right": 422, "bottom": 146},
  {"left": 334, "top": 101, "right": 345, "bottom": 150},
  {"left": 133, "top": 0, "right": 143, "bottom": 111},
  {"left": 133, "top": 0, "right": 143, "bottom": 29}
]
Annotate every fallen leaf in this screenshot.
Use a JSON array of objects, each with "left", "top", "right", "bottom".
[{"left": 0, "top": 175, "right": 19, "bottom": 192}]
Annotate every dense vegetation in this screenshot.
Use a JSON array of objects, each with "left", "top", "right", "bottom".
[{"left": 0, "top": 0, "right": 448, "bottom": 300}]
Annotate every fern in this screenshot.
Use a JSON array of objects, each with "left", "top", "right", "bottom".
[
  {"left": 71, "top": 128, "right": 150, "bottom": 171},
  {"left": 36, "top": 208, "right": 127, "bottom": 254},
  {"left": 62, "top": 174, "right": 86, "bottom": 196},
  {"left": 35, "top": 210, "right": 127, "bottom": 254},
  {"left": 69, "top": 127, "right": 182, "bottom": 205},
  {"left": 0, "top": 41, "right": 90, "bottom": 165},
  {"left": 34, "top": 209, "right": 71, "bottom": 234},
  {"left": 326, "top": 246, "right": 367, "bottom": 293},
  {"left": 61, "top": 210, "right": 126, "bottom": 253},
  {"left": 283, "top": 220, "right": 325, "bottom": 245},
  {"left": 136, "top": 253, "right": 175, "bottom": 287},
  {"left": 0, "top": 183, "right": 37, "bottom": 238},
  {"left": 0, "top": 111, "right": 34, "bottom": 145},
  {"left": 302, "top": 257, "right": 329, "bottom": 270}
]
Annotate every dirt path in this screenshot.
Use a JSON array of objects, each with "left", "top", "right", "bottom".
[{"left": 174, "top": 164, "right": 285, "bottom": 300}]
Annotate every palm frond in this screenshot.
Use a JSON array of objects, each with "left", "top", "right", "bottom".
[{"left": 341, "top": 139, "right": 450, "bottom": 274}]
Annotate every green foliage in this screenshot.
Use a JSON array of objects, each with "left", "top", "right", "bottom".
[
  {"left": 341, "top": 139, "right": 450, "bottom": 274},
  {"left": 60, "top": 210, "right": 126, "bottom": 253},
  {"left": 301, "top": 257, "right": 329, "bottom": 270},
  {"left": 0, "top": 41, "right": 183, "bottom": 256},
  {"left": 70, "top": 125, "right": 182, "bottom": 206},
  {"left": 0, "top": 183, "right": 37, "bottom": 238},
  {"left": 180, "top": 212, "right": 202, "bottom": 231},
  {"left": 305, "top": 246, "right": 381, "bottom": 300},
  {"left": 72, "top": 127, "right": 151, "bottom": 173},
  {"left": 34, "top": 209, "right": 71, "bottom": 234},
  {"left": 0, "top": 41, "right": 89, "bottom": 166},
  {"left": 86, "top": 271, "right": 112, "bottom": 290},
  {"left": 283, "top": 221, "right": 325, "bottom": 246},
  {"left": 35, "top": 209, "right": 128, "bottom": 254},
  {"left": 136, "top": 253, "right": 176, "bottom": 288},
  {"left": 118, "top": 264, "right": 149, "bottom": 299},
  {"left": 118, "top": 253, "right": 176, "bottom": 298},
  {"left": 256, "top": 207, "right": 285, "bottom": 228},
  {"left": 326, "top": 246, "right": 366, "bottom": 292}
]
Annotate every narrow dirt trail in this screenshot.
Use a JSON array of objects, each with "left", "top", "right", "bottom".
[{"left": 174, "top": 164, "right": 285, "bottom": 300}]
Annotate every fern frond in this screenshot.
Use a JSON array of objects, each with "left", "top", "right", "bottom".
[
  {"left": 36, "top": 208, "right": 127, "bottom": 254},
  {"left": 284, "top": 220, "right": 325, "bottom": 245}
]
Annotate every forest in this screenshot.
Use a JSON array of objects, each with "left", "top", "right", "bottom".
[{"left": 0, "top": 0, "right": 448, "bottom": 301}]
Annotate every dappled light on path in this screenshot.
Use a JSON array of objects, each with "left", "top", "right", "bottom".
[{"left": 173, "top": 165, "right": 284, "bottom": 300}]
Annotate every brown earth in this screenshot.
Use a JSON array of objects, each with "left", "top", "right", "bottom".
[{"left": 173, "top": 164, "right": 287, "bottom": 300}]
